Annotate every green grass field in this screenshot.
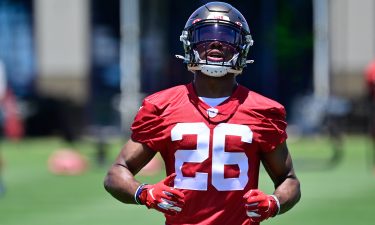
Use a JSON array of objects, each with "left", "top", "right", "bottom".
[{"left": 0, "top": 135, "right": 374, "bottom": 225}]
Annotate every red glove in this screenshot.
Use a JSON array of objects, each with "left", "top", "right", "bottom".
[
  {"left": 243, "top": 189, "right": 280, "bottom": 222},
  {"left": 136, "top": 173, "right": 185, "bottom": 215}
]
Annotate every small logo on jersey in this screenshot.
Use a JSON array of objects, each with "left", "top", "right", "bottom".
[{"left": 207, "top": 108, "right": 219, "bottom": 118}]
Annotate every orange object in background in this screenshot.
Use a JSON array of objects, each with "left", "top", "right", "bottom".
[
  {"left": 47, "top": 149, "right": 89, "bottom": 176},
  {"left": 138, "top": 157, "right": 163, "bottom": 176}
]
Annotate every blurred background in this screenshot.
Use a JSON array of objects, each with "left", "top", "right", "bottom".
[{"left": 0, "top": 0, "right": 374, "bottom": 225}]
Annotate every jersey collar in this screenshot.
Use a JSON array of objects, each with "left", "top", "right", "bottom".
[{"left": 186, "top": 82, "right": 248, "bottom": 123}]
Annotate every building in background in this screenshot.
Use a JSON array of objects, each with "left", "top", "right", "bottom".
[{"left": 0, "top": 0, "right": 374, "bottom": 137}]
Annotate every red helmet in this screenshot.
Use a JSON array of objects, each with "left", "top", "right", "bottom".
[{"left": 177, "top": 2, "right": 254, "bottom": 77}]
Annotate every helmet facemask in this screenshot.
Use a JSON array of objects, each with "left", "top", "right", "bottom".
[{"left": 178, "top": 20, "right": 253, "bottom": 77}]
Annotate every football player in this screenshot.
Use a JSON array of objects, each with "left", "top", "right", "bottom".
[{"left": 104, "top": 2, "right": 301, "bottom": 225}]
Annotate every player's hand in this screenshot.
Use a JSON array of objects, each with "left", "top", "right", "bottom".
[
  {"left": 243, "top": 189, "right": 280, "bottom": 222},
  {"left": 137, "top": 173, "right": 185, "bottom": 215}
]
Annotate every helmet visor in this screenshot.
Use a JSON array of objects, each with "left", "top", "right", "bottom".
[
  {"left": 195, "top": 41, "right": 237, "bottom": 63},
  {"left": 190, "top": 23, "right": 242, "bottom": 46}
]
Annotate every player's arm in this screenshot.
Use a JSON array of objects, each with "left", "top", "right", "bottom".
[
  {"left": 104, "top": 139, "right": 185, "bottom": 215},
  {"left": 104, "top": 139, "right": 156, "bottom": 204},
  {"left": 260, "top": 141, "right": 301, "bottom": 214},
  {"left": 243, "top": 141, "right": 300, "bottom": 222}
]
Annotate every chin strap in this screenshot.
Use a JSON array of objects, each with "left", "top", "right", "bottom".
[
  {"left": 175, "top": 54, "right": 254, "bottom": 77},
  {"left": 197, "top": 65, "right": 234, "bottom": 77},
  {"left": 175, "top": 54, "right": 254, "bottom": 64}
]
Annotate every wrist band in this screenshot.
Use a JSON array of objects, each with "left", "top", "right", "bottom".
[
  {"left": 134, "top": 183, "right": 147, "bottom": 205},
  {"left": 270, "top": 195, "right": 281, "bottom": 215}
]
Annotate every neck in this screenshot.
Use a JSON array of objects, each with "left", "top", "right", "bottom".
[{"left": 193, "top": 72, "right": 237, "bottom": 98}]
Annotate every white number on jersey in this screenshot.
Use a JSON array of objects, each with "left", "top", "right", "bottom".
[{"left": 171, "top": 122, "right": 253, "bottom": 191}]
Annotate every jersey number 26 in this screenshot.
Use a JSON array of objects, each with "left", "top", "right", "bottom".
[{"left": 171, "top": 122, "right": 253, "bottom": 191}]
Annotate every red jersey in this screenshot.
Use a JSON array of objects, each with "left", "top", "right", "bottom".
[{"left": 131, "top": 83, "right": 287, "bottom": 225}]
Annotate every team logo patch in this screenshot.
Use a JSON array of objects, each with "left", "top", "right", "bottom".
[
  {"left": 207, "top": 108, "right": 219, "bottom": 118},
  {"left": 207, "top": 13, "right": 230, "bottom": 21}
]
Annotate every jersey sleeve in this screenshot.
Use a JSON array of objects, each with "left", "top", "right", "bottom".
[
  {"left": 130, "top": 99, "right": 167, "bottom": 152},
  {"left": 257, "top": 106, "right": 288, "bottom": 152}
]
